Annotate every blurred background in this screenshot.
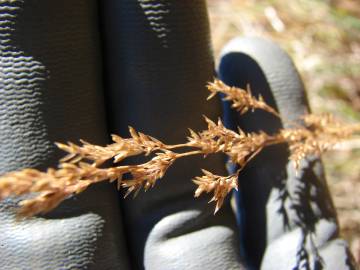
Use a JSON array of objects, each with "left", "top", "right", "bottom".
[{"left": 208, "top": 0, "right": 360, "bottom": 263}]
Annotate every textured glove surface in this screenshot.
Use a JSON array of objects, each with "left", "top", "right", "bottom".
[
  {"left": 0, "top": 1, "right": 245, "bottom": 270},
  {"left": 100, "top": 1, "right": 244, "bottom": 269},
  {"left": 0, "top": 1, "right": 129, "bottom": 269}
]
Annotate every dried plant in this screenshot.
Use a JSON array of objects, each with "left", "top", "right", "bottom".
[
  {"left": 207, "top": 79, "right": 280, "bottom": 116},
  {"left": 279, "top": 114, "right": 360, "bottom": 169},
  {"left": 193, "top": 169, "right": 239, "bottom": 213},
  {"left": 0, "top": 79, "right": 359, "bottom": 217},
  {"left": 121, "top": 151, "right": 177, "bottom": 198},
  {"left": 57, "top": 128, "right": 166, "bottom": 166}
]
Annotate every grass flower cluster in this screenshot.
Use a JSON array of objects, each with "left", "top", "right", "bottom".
[{"left": 0, "top": 79, "right": 359, "bottom": 217}]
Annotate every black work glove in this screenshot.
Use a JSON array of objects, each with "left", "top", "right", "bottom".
[{"left": 0, "top": 1, "right": 242, "bottom": 269}]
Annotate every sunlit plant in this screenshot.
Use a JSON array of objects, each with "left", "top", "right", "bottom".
[{"left": 0, "top": 79, "right": 359, "bottom": 217}]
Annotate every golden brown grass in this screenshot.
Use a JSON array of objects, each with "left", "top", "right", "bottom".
[
  {"left": 0, "top": 79, "right": 359, "bottom": 217},
  {"left": 207, "top": 79, "right": 281, "bottom": 117}
]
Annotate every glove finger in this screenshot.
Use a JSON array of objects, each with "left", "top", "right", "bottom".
[
  {"left": 99, "top": 1, "right": 245, "bottom": 269},
  {"left": 0, "top": 1, "right": 129, "bottom": 269},
  {"left": 218, "top": 37, "right": 356, "bottom": 269}
]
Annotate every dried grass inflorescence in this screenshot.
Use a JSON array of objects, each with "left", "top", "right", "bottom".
[
  {"left": 279, "top": 114, "right": 360, "bottom": 169},
  {"left": 193, "top": 169, "right": 239, "bottom": 213},
  {"left": 0, "top": 79, "right": 359, "bottom": 217},
  {"left": 57, "top": 128, "right": 166, "bottom": 166},
  {"left": 121, "top": 151, "right": 177, "bottom": 198},
  {"left": 207, "top": 79, "right": 280, "bottom": 117}
]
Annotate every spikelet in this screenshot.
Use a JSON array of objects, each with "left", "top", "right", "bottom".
[
  {"left": 122, "top": 151, "right": 177, "bottom": 198},
  {"left": 226, "top": 131, "right": 271, "bottom": 167},
  {"left": 193, "top": 169, "right": 238, "bottom": 213},
  {"left": 207, "top": 79, "right": 280, "bottom": 117},
  {"left": 280, "top": 114, "right": 360, "bottom": 168},
  {"left": 0, "top": 162, "right": 131, "bottom": 216},
  {"left": 187, "top": 117, "right": 248, "bottom": 154},
  {"left": 188, "top": 117, "right": 273, "bottom": 168},
  {"left": 18, "top": 189, "right": 75, "bottom": 217},
  {"left": 57, "top": 126, "right": 165, "bottom": 166}
]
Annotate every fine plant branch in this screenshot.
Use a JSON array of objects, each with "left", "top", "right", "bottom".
[
  {"left": 0, "top": 79, "right": 359, "bottom": 217},
  {"left": 207, "top": 79, "right": 281, "bottom": 117},
  {"left": 193, "top": 169, "right": 240, "bottom": 214}
]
